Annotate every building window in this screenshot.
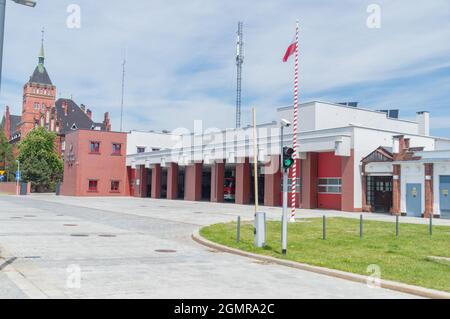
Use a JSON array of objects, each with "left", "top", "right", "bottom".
[
  {"left": 111, "top": 180, "right": 120, "bottom": 192},
  {"left": 366, "top": 176, "right": 375, "bottom": 206},
  {"left": 90, "top": 141, "right": 100, "bottom": 154},
  {"left": 112, "top": 143, "right": 122, "bottom": 155},
  {"left": 88, "top": 180, "right": 98, "bottom": 192},
  {"left": 281, "top": 178, "right": 301, "bottom": 193},
  {"left": 34, "top": 102, "right": 40, "bottom": 110},
  {"left": 137, "top": 146, "right": 146, "bottom": 153},
  {"left": 318, "top": 178, "right": 342, "bottom": 194}
]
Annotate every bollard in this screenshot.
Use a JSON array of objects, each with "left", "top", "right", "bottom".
[
  {"left": 254, "top": 212, "right": 266, "bottom": 248},
  {"left": 396, "top": 215, "right": 399, "bottom": 238},
  {"left": 237, "top": 216, "right": 241, "bottom": 243},
  {"left": 360, "top": 214, "right": 363, "bottom": 239},
  {"left": 429, "top": 215, "right": 433, "bottom": 237},
  {"left": 323, "top": 215, "right": 326, "bottom": 240}
]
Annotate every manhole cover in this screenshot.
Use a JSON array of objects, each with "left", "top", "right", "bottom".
[
  {"left": 24, "top": 256, "right": 41, "bottom": 259},
  {"left": 193, "top": 212, "right": 203, "bottom": 214},
  {"left": 70, "top": 234, "right": 89, "bottom": 237},
  {"left": 99, "top": 234, "right": 116, "bottom": 238},
  {"left": 24, "top": 215, "right": 36, "bottom": 218},
  {"left": 10, "top": 217, "right": 22, "bottom": 219},
  {"left": 64, "top": 224, "right": 78, "bottom": 227},
  {"left": 155, "top": 249, "right": 177, "bottom": 253}
]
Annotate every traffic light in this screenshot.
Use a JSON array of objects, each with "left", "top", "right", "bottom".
[{"left": 282, "top": 147, "right": 295, "bottom": 169}]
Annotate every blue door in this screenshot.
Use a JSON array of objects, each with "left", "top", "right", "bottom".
[
  {"left": 406, "top": 183, "right": 422, "bottom": 217},
  {"left": 439, "top": 176, "right": 450, "bottom": 219}
]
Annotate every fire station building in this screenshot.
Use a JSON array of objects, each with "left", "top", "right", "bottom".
[{"left": 126, "top": 101, "right": 450, "bottom": 219}]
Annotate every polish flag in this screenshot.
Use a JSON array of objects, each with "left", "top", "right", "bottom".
[{"left": 282, "top": 38, "right": 297, "bottom": 62}]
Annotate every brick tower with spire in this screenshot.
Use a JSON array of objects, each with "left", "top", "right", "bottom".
[{"left": 16, "top": 30, "right": 57, "bottom": 140}]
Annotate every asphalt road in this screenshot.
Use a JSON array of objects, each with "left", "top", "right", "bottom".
[{"left": 0, "top": 195, "right": 417, "bottom": 299}]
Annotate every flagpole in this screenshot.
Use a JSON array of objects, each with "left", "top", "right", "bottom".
[{"left": 290, "top": 20, "right": 299, "bottom": 222}]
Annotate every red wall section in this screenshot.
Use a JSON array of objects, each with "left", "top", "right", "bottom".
[
  {"left": 61, "top": 130, "right": 127, "bottom": 196},
  {"left": 318, "top": 152, "right": 342, "bottom": 178},
  {"left": 317, "top": 152, "right": 342, "bottom": 210},
  {"left": 318, "top": 194, "right": 341, "bottom": 210}
]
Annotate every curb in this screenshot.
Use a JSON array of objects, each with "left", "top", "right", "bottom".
[{"left": 192, "top": 229, "right": 450, "bottom": 299}]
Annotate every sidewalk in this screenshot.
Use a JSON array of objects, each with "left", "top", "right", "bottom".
[{"left": 26, "top": 194, "right": 450, "bottom": 226}]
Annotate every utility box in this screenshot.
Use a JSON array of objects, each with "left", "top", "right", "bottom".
[
  {"left": 55, "top": 183, "right": 61, "bottom": 196},
  {"left": 20, "top": 183, "right": 28, "bottom": 195},
  {"left": 254, "top": 212, "right": 266, "bottom": 248}
]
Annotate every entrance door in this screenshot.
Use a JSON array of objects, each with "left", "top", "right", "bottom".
[
  {"left": 373, "top": 176, "right": 393, "bottom": 212},
  {"left": 439, "top": 176, "right": 450, "bottom": 219},
  {"left": 406, "top": 183, "right": 422, "bottom": 217}
]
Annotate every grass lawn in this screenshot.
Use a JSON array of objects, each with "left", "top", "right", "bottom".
[{"left": 200, "top": 217, "right": 450, "bottom": 292}]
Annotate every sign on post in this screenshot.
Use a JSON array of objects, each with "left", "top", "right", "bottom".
[{"left": 16, "top": 171, "right": 20, "bottom": 182}]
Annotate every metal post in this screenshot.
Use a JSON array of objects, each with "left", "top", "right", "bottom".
[
  {"left": 0, "top": 0, "right": 6, "bottom": 94},
  {"left": 323, "top": 215, "right": 326, "bottom": 240},
  {"left": 15, "top": 160, "right": 19, "bottom": 195},
  {"left": 360, "top": 214, "right": 363, "bottom": 239},
  {"left": 429, "top": 215, "right": 433, "bottom": 236},
  {"left": 236, "top": 216, "right": 241, "bottom": 243},
  {"left": 281, "top": 125, "right": 288, "bottom": 255},
  {"left": 282, "top": 170, "right": 288, "bottom": 255},
  {"left": 396, "top": 215, "right": 399, "bottom": 238}
]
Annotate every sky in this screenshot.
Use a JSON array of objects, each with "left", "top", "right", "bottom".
[{"left": 1, "top": 0, "right": 450, "bottom": 136}]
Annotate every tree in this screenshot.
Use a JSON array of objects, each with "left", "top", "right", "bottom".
[
  {"left": 17, "top": 127, "right": 63, "bottom": 192},
  {"left": 0, "top": 130, "right": 17, "bottom": 182}
]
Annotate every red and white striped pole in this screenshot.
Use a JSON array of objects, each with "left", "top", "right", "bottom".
[{"left": 290, "top": 21, "right": 299, "bottom": 222}]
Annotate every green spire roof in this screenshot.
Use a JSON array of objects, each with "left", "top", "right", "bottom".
[
  {"left": 38, "top": 28, "right": 45, "bottom": 70},
  {"left": 29, "top": 29, "right": 53, "bottom": 86}
]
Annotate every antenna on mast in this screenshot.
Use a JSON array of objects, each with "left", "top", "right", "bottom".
[
  {"left": 235, "top": 21, "right": 244, "bottom": 129},
  {"left": 120, "top": 56, "right": 126, "bottom": 132}
]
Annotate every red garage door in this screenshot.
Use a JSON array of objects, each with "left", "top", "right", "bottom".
[{"left": 317, "top": 152, "right": 342, "bottom": 210}]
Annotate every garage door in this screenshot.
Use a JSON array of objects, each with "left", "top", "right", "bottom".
[{"left": 439, "top": 176, "right": 450, "bottom": 219}]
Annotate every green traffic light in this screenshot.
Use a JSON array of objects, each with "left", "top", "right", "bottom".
[{"left": 283, "top": 158, "right": 294, "bottom": 169}]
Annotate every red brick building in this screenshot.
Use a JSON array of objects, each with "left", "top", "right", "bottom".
[
  {"left": 61, "top": 130, "right": 128, "bottom": 196},
  {"left": 1, "top": 38, "right": 111, "bottom": 156}
]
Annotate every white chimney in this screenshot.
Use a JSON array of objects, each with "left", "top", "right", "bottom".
[
  {"left": 416, "top": 111, "right": 430, "bottom": 136},
  {"left": 392, "top": 138, "right": 400, "bottom": 154}
]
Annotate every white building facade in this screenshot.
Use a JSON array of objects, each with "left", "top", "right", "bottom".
[{"left": 126, "top": 101, "right": 450, "bottom": 218}]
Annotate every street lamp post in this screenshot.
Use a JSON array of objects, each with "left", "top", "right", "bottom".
[
  {"left": 0, "top": 0, "right": 36, "bottom": 93},
  {"left": 15, "top": 159, "right": 19, "bottom": 195},
  {"left": 280, "top": 119, "right": 291, "bottom": 255}
]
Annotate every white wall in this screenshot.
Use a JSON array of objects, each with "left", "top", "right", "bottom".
[
  {"left": 315, "top": 102, "right": 419, "bottom": 134},
  {"left": 277, "top": 103, "right": 316, "bottom": 132},
  {"left": 126, "top": 131, "right": 181, "bottom": 155},
  {"left": 278, "top": 102, "right": 420, "bottom": 134},
  {"left": 435, "top": 139, "right": 450, "bottom": 150}
]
